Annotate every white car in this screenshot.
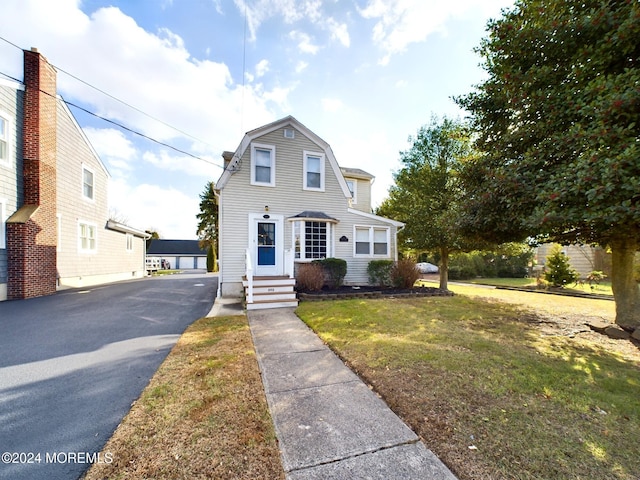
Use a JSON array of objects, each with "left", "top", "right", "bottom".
[{"left": 416, "top": 262, "right": 439, "bottom": 273}]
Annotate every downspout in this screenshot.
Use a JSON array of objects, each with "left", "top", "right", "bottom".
[
  {"left": 214, "top": 188, "right": 222, "bottom": 298},
  {"left": 394, "top": 223, "right": 404, "bottom": 262}
]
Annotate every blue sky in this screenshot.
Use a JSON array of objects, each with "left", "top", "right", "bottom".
[{"left": 0, "top": 0, "right": 514, "bottom": 239}]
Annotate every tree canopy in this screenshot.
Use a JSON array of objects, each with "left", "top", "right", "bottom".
[
  {"left": 377, "top": 116, "right": 481, "bottom": 289},
  {"left": 196, "top": 181, "right": 219, "bottom": 272},
  {"left": 456, "top": 0, "right": 640, "bottom": 327}
]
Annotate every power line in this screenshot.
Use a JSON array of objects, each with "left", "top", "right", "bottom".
[
  {"left": 0, "top": 34, "right": 223, "bottom": 168},
  {"left": 62, "top": 96, "right": 222, "bottom": 167}
]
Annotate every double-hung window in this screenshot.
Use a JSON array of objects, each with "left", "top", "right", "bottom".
[
  {"left": 354, "top": 226, "right": 390, "bottom": 257},
  {"left": 346, "top": 179, "right": 357, "bottom": 204},
  {"left": 0, "top": 114, "right": 10, "bottom": 166},
  {"left": 293, "top": 221, "right": 330, "bottom": 260},
  {"left": 251, "top": 144, "right": 275, "bottom": 186},
  {"left": 82, "top": 164, "right": 95, "bottom": 201},
  {"left": 126, "top": 233, "right": 134, "bottom": 252},
  {"left": 79, "top": 222, "right": 97, "bottom": 252},
  {"left": 303, "top": 151, "right": 325, "bottom": 191}
]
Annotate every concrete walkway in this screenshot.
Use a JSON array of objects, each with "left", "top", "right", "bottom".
[{"left": 245, "top": 307, "right": 458, "bottom": 480}]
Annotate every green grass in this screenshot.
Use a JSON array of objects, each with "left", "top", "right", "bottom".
[
  {"left": 296, "top": 295, "right": 640, "bottom": 480},
  {"left": 420, "top": 276, "right": 614, "bottom": 296}
]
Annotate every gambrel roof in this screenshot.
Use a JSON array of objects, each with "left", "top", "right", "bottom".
[{"left": 216, "top": 115, "right": 353, "bottom": 199}]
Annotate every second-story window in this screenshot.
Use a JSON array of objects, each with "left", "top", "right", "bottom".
[
  {"left": 251, "top": 144, "right": 275, "bottom": 186},
  {"left": 0, "top": 114, "right": 9, "bottom": 165},
  {"left": 303, "top": 151, "right": 325, "bottom": 191},
  {"left": 346, "top": 179, "right": 357, "bottom": 204},
  {"left": 82, "top": 165, "right": 95, "bottom": 200}
]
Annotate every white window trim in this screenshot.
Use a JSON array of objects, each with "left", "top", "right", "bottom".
[
  {"left": 78, "top": 220, "right": 97, "bottom": 253},
  {"left": 0, "top": 111, "right": 12, "bottom": 168},
  {"left": 81, "top": 163, "right": 96, "bottom": 202},
  {"left": 303, "top": 151, "right": 325, "bottom": 191},
  {"left": 353, "top": 225, "right": 391, "bottom": 258},
  {"left": 292, "top": 220, "right": 333, "bottom": 261},
  {"left": 346, "top": 179, "right": 357, "bottom": 204},
  {"left": 0, "top": 199, "right": 6, "bottom": 249},
  {"left": 126, "top": 233, "right": 134, "bottom": 252},
  {"left": 250, "top": 143, "right": 276, "bottom": 187}
]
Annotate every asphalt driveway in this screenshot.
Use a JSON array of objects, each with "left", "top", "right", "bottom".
[{"left": 0, "top": 272, "right": 217, "bottom": 480}]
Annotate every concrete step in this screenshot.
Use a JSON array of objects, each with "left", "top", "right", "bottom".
[
  {"left": 252, "top": 291, "right": 297, "bottom": 302},
  {"left": 243, "top": 276, "right": 296, "bottom": 288},
  {"left": 246, "top": 299, "right": 299, "bottom": 310},
  {"left": 251, "top": 284, "right": 296, "bottom": 294}
]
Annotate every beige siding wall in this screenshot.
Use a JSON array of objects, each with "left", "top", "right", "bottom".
[
  {"left": 535, "top": 243, "right": 598, "bottom": 278},
  {"left": 0, "top": 82, "right": 23, "bottom": 300},
  {"left": 56, "top": 101, "right": 145, "bottom": 287},
  {"left": 219, "top": 125, "right": 397, "bottom": 296},
  {"left": 345, "top": 176, "right": 373, "bottom": 213}
]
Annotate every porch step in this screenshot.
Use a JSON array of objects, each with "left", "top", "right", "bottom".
[{"left": 243, "top": 275, "right": 298, "bottom": 310}]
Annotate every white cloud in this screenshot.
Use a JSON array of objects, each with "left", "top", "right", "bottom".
[
  {"left": 289, "top": 30, "right": 320, "bottom": 55},
  {"left": 321, "top": 98, "right": 343, "bottom": 112},
  {"left": 327, "top": 18, "right": 350, "bottom": 47},
  {"left": 83, "top": 127, "right": 137, "bottom": 177},
  {"left": 236, "top": 0, "right": 323, "bottom": 40},
  {"left": 109, "top": 180, "right": 200, "bottom": 239},
  {"left": 295, "top": 61, "right": 309, "bottom": 73},
  {"left": 358, "top": 0, "right": 512, "bottom": 65},
  {"left": 255, "top": 59, "right": 269, "bottom": 77},
  {"left": 142, "top": 150, "right": 213, "bottom": 177}
]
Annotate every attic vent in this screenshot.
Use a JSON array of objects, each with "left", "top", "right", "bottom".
[{"left": 284, "top": 128, "right": 295, "bottom": 139}]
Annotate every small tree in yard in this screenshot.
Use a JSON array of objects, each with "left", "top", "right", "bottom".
[
  {"left": 544, "top": 245, "right": 579, "bottom": 288},
  {"left": 196, "top": 181, "right": 218, "bottom": 272},
  {"left": 377, "top": 116, "right": 484, "bottom": 291}
]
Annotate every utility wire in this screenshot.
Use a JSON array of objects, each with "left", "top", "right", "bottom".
[{"left": 0, "top": 34, "right": 223, "bottom": 168}]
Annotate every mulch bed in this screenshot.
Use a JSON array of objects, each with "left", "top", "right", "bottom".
[{"left": 298, "top": 285, "right": 453, "bottom": 301}]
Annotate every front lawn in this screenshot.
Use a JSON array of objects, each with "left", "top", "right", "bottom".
[
  {"left": 83, "top": 315, "right": 283, "bottom": 480},
  {"left": 296, "top": 294, "right": 640, "bottom": 480},
  {"left": 420, "top": 277, "right": 614, "bottom": 296}
]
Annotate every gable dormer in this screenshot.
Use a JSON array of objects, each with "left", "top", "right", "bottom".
[{"left": 340, "top": 167, "right": 374, "bottom": 213}]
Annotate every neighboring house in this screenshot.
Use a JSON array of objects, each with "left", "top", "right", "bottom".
[
  {"left": 146, "top": 239, "right": 208, "bottom": 270},
  {"left": 0, "top": 48, "right": 148, "bottom": 301},
  {"left": 215, "top": 115, "right": 403, "bottom": 309},
  {"left": 535, "top": 243, "right": 611, "bottom": 278}
]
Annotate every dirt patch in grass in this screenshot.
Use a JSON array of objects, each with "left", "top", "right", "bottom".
[
  {"left": 83, "top": 315, "right": 284, "bottom": 480},
  {"left": 297, "top": 293, "right": 640, "bottom": 480}
]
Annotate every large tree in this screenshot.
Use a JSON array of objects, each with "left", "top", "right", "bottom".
[
  {"left": 378, "top": 116, "right": 481, "bottom": 290},
  {"left": 456, "top": 0, "right": 640, "bottom": 327},
  {"left": 196, "top": 181, "right": 219, "bottom": 272}
]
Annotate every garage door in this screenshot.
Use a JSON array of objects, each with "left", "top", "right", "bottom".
[
  {"left": 178, "top": 257, "right": 195, "bottom": 269},
  {"left": 196, "top": 257, "right": 207, "bottom": 269},
  {"left": 162, "top": 257, "right": 176, "bottom": 270}
]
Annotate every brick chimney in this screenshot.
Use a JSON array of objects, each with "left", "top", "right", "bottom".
[{"left": 6, "top": 48, "right": 58, "bottom": 299}]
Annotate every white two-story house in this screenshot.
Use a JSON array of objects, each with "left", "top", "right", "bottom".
[{"left": 215, "top": 116, "right": 403, "bottom": 309}]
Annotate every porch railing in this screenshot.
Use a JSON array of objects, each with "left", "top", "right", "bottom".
[
  {"left": 284, "top": 248, "right": 294, "bottom": 279},
  {"left": 245, "top": 247, "right": 253, "bottom": 304}
]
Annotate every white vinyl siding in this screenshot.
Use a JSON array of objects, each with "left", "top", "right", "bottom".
[
  {"left": 303, "top": 151, "right": 325, "bottom": 191},
  {"left": 251, "top": 143, "right": 276, "bottom": 186}
]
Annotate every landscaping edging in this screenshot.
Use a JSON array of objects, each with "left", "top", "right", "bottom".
[
  {"left": 298, "top": 288, "right": 454, "bottom": 301},
  {"left": 494, "top": 285, "right": 614, "bottom": 301}
]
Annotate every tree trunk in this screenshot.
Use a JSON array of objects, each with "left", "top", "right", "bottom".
[
  {"left": 439, "top": 247, "right": 449, "bottom": 291},
  {"left": 610, "top": 236, "right": 640, "bottom": 329}
]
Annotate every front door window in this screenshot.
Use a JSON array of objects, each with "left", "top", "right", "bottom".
[{"left": 257, "top": 222, "right": 276, "bottom": 266}]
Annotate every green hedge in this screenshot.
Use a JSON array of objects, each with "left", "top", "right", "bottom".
[{"left": 312, "top": 258, "right": 347, "bottom": 288}]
